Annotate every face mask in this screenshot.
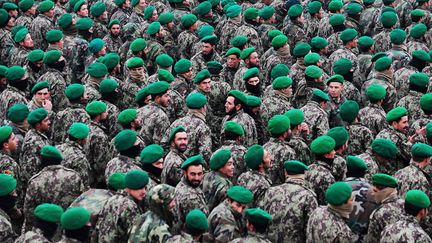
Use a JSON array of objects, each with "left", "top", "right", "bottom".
[
  {"left": 50, "top": 60, "right": 66, "bottom": 72},
  {"left": 344, "top": 71, "right": 354, "bottom": 82},
  {"left": 142, "top": 163, "right": 162, "bottom": 177},
  {"left": 245, "top": 82, "right": 261, "bottom": 96},
  {"left": 10, "top": 78, "right": 28, "bottom": 91},
  {"left": 28, "top": 61, "right": 42, "bottom": 72},
  {"left": 0, "top": 194, "right": 17, "bottom": 210}
]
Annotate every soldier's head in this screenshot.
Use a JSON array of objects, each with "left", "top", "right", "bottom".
[
  {"left": 371, "top": 138, "right": 397, "bottom": 162},
  {"left": 366, "top": 83, "right": 386, "bottom": 105},
  {"left": 371, "top": 173, "right": 398, "bottom": 203},
  {"left": 404, "top": 190, "right": 430, "bottom": 221},
  {"left": 74, "top": 1, "right": 88, "bottom": 17},
  {"left": 308, "top": 1, "right": 323, "bottom": 19},
  {"left": 68, "top": 122, "right": 89, "bottom": 146},
  {"left": 326, "top": 127, "right": 349, "bottom": 155},
  {"left": 310, "top": 88, "right": 329, "bottom": 109},
  {"left": 285, "top": 109, "right": 308, "bottom": 135},
  {"left": 114, "top": 0, "right": 130, "bottom": 9},
  {"left": 241, "top": 47, "right": 259, "bottom": 68},
  {"left": 325, "top": 182, "right": 354, "bottom": 210},
  {"left": 26, "top": 49, "right": 43, "bottom": 73},
  {"left": 288, "top": 4, "right": 304, "bottom": 23},
  {"left": 329, "top": 14, "right": 346, "bottom": 32},
  {"left": 268, "top": 115, "right": 292, "bottom": 141},
  {"left": 40, "top": 145, "right": 63, "bottom": 167},
  {"left": 101, "top": 53, "right": 121, "bottom": 76},
  {"left": 185, "top": 209, "right": 209, "bottom": 239},
  {"left": 181, "top": 155, "right": 205, "bottom": 188},
  {"left": 28, "top": 108, "right": 51, "bottom": 132},
  {"left": 65, "top": 83, "right": 87, "bottom": 105},
  {"left": 108, "top": 20, "right": 121, "bottom": 36},
  {"left": 201, "top": 35, "right": 217, "bottom": 56},
  {"left": 210, "top": 149, "right": 234, "bottom": 178},
  {"left": 259, "top": 5, "right": 275, "bottom": 24},
  {"left": 155, "top": 54, "right": 173, "bottom": 72},
  {"left": 340, "top": 28, "right": 358, "bottom": 49},
  {"left": 326, "top": 75, "right": 344, "bottom": 99},
  {"left": 226, "top": 186, "right": 253, "bottom": 214},
  {"left": 409, "top": 72, "right": 429, "bottom": 95},
  {"left": 421, "top": 93, "right": 432, "bottom": 117},
  {"left": 136, "top": 86, "right": 151, "bottom": 107},
  {"left": 345, "top": 155, "right": 367, "bottom": 178},
  {"left": 32, "top": 80, "right": 51, "bottom": 103},
  {"left": 411, "top": 143, "right": 432, "bottom": 169},
  {"left": 86, "top": 101, "right": 108, "bottom": 123},
  {"left": 245, "top": 145, "right": 272, "bottom": 172},
  {"left": 305, "top": 65, "right": 323, "bottom": 84},
  {"left": 273, "top": 76, "right": 293, "bottom": 96},
  {"left": 311, "top": 135, "right": 336, "bottom": 159},
  {"left": 115, "top": 130, "right": 143, "bottom": 158},
  {"left": 0, "top": 126, "right": 18, "bottom": 154},
  {"left": 244, "top": 95, "right": 261, "bottom": 117},
  {"left": 181, "top": 13, "right": 197, "bottom": 31},
  {"left": 7, "top": 104, "right": 29, "bottom": 128},
  {"left": 386, "top": 107, "right": 409, "bottom": 134},
  {"left": 147, "top": 21, "right": 165, "bottom": 39},
  {"left": 225, "top": 90, "right": 247, "bottom": 115},
  {"left": 169, "top": 126, "right": 188, "bottom": 152},
  {"left": 5, "top": 66, "right": 27, "bottom": 91},
  {"left": 410, "top": 50, "right": 430, "bottom": 71},
  {"left": 0, "top": 174, "right": 18, "bottom": 211},
  {"left": 310, "top": 36, "right": 328, "bottom": 55},
  {"left": 284, "top": 160, "right": 308, "bottom": 178},
  {"left": 46, "top": 29, "right": 64, "bottom": 49},
  {"left": 76, "top": 17, "right": 94, "bottom": 39},
  {"left": 244, "top": 208, "right": 272, "bottom": 234},
  {"left": 125, "top": 170, "right": 149, "bottom": 201},
  {"left": 186, "top": 92, "right": 207, "bottom": 115},
  {"left": 38, "top": 0, "right": 55, "bottom": 18},
  {"left": 194, "top": 1, "right": 213, "bottom": 18},
  {"left": 339, "top": 100, "right": 359, "bottom": 125},
  {"left": 140, "top": 144, "right": 164, "bottom": 177},
  {"left": 33, "top": 203, "right": 64, "bottom": 240},
  {"left": 244, "top": 7, "right": 259, "bottom": 25},
  {"left": 14, "top": 27, "right": 34, "bottom": 49},
  {"left": 19, "top": 0, "right": 36, "bottom": 16},
  {"left": 225, "top": 47, "right": 241, "bottom": 69},
  {"left": 61, "top": 207, "right": 92, "bottom": 242},
  {"left": 148, "top": 81, "right": 171, "bottom": 107},
  {"left": 118, "top": 109, "right": 141, "bottom": 131},
  {"left": 159, "top": 12, "right": 174, "bottom": 31},
  {"left": 174, "top": 58, "right": 193, "bottom": 81},
  {"left": 144, "top": 5, "right": 158, "bottom": 22},
  {"left": 194, "top": 69, "right": 211, "bottom": 93},
  {"left": 223, "top": 121, "right": 244, "bottom": 144},
  {"left": 90, "top": 1, "right": 108, "bottom": 22}
]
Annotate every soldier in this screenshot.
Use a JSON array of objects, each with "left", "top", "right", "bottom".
[
  {"left": 290, "top": 43, "right": 312, "bottom": 95},
  {"left": 305, "top": 1, "right": 323, "bottom": 39},
  {"left": 23, "top": 145, "right": 85, "bottom": 232},
  {"left": 237, "top": 144, "right": 272, "bottom": 205},
  {"left": 128, "top": 184, "right": 176, "bottom": 242},
  {"left": 15, "top": 0, "right": 36, "bottom": 29},
  {"left": 229, "top": 208, "right": 272, "bottom": 243},
  {"left": 82, "top": 62, "right": 106, "bottom": 101},
  {"left": 208, "top": 186, "right": 253, "bottom": 242},
  {"left": 328, "top": 28, "right": 359, "bottom": 74},
  {"left": 344, "top": 3, "right": 362, "bottom": 31},
  {"left": 69, "top": 17, "right": 93, "bottom": 83},
  {"left": 359, "top": 0, "right": 379, "bottom": 35},
  {"left": 257, "top": 6, "right": 276, "bottom": 51},
  {"left": 90, "top": 1, "right": 109, "bottom": 39},
  {"left": 387, "top": 28, "right": 411, "bottom": 71},
  {"left": 283, "top": 4, "right": 307, "bottom": 51},
  {"left": 357, "top": 36, "right": 375, "bottom": 84},
  {"left": 234, "top": 8, "right": 262, "bottom": 55},
  {"left": 331, "top": 59, "right": 362, "bottom": 104},
  {"left": 9, "top": 27, "right": 34, "bottom": 67},
  {"left": 167, "top": 209, "right": 208, "bottom": 242},
  {"left": 0, "top": 126, "right": 20, "bottom": 190},
  {"left": 217, "top": 4, "right": 242, "bottom": 54},
  {"left": 242, "top": 67, "right": 262, "bottom": 97},
  {"left": 325, "top": 14, "right": 346, "bottom": 54},
  {"left": 358, "top": 84, "right": 388, "bottom": 136},
  {"left": 191, "top": 35, "right": 222, "bottom": 73},
  {"left": 358, "top": 138, "right": 398, "bottom": 178},
  {"left": 0, "top": 174, "right": 18, "bottom": 241},
  {"left": 317, "top": 1, "right": 342, "bottom": 38},
  {"left": 103, "top": 20, "right": 122, "bottom": 54},
  {"left": 407, "top": 24, "right": 429, "bottom": 54},
  {"left": 45, "top": 29, "right": 64, "bottom": 54},
  {"left": 381, "top": 190, "right": 432, "bottom": 242},
  {"left": 259, "top": 160, "right": 317, "bottom": 243},
  {"left": 139, "top": 144, "right": 164, "bottom": 187},
  {"left": 397, "top": 72, "right": 429, "bottom": 121},
  {"left": 96, "top": 170, "right": 148, "bottom": 242},
  {"left": 301, "top": 89, "right": 330, "bottom": 140},
  {"left": 30, "top": 0, "right": 55, "bottom": 51},
  {"left": 366, "top": 173, "right": 405, "bottom": 243},
  {"left": 24, "top": 50, "right": 44, "bottom": 90},
  {"left": 57, "top": 123, "right": 92, "bottom": 188},
  {"left": 261, "top": 77, "right": 293, "bottom": 126},
  {"left": 57, "top": 13, "right": 75, "bottom": 61},
  {"left": 324, "top": 127, "right": 349, "bottom": 182},
  {"left": 221, "top": 48, "right": 240, "bottom": 88},
  {"left": 171, "top": 58, "right": 193, "bottom": 98},
  {"left": 0, "top": 9, "right": 14, "bottom": 67},
  {"left": 284, "top": 109, "right": 311, "bottom": 164},
  {"left": 373, "top": 12, "right": 398, "bottom": 53},
  {"left": 58, "top": 207, "right": 92, "bottom": 243},
  {"left": 310, "top": 36, "right": 331, "bottom": 74},
  {"left": 5, "top": 104, "right": 29, "bottom": 162},
  {"left": 306, "top": 182, "right": 357, "bottom": 242},
  {"left": 177, "top": 14, "right": 199, "bottom": 60},
  {"left": 118, "top": 57, "right": 146, "bottom": 109},
  {"left": 128, "top": 0, "right": 146, "bottom": 24},
  {"left": 325, "top": 75, "right": 346, "bottom": 128},
  {"left": 147, "top": 54, "right": 173, "bottom": 84},
  {"left": 0, "top": 66, "right": 28, "bottom": 120},
  {"left": 263, "top": 35, "right": 292, "bottom": 84},
  {"left": 110, "top": 0, "right": 131, "bottom": 25},
  {"left": 84, "top": 39, "right": 107, "bottom": 68},
  {"left": 410, "top": 93, "right": 432, "bottom": 143},
  {"left": 162, "top": 126, "right": 188, "bottom": 186},
  {"left": 233, "top": 47, "right": 260, "bottom": 91}
]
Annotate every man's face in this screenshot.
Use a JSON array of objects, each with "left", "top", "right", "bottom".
[
  {"left": 77, "top": 4, "right": 89, "bottom": 17},
  {"left": 5, "top": 133, "right": 18, "bottom": 152},
  {"left": 46, "top": 8, "right": 55, "bottom": 17},
  {"left": 98, "top": 45, "right": 107, "bottom": 56},
  {"left": 325, "top": 149, "right": 336, "bottom": 159},
  {"left": 247, "top": 52, "right": 259, "bottom": 67},
  {"left": 198, "top": 79, "right": 211, "bottom": 93},
  {"left": 182, "top": 69, "right": 193, "bottom": 81},
  {"left": 158, "top": 92, "right": 171, "bottom": 107},
  {"left": 9, "top": 10, "right": 18, "bottom": 18},
  {"left": 328, "top": 82, "right": 343, "bottom": 98},
  {"left": 138, "top": 0, "right": 147, "bottom": 8},
  {"left": 394, "top": 116, "right": 409, "bottom": 133},
  {"left": 150, "top": 10, "right": 158, "bottom": 21},
  {"left": 247, "top": 77, "right": 259, "bottom": 86},
  {"left": 39, "top": 117, "right": 51, "bottom": 131},
  {"left": 27, "top": 6, "right": 36, "bottom": 15},
  {"left": 128, "top": 187, "right": 146, "bottom": 201},
  {"left": 34, "top": 60, "right": 43, "bottom": 68},
  {"left": 205, "top": 9, "right": 213, "bottom": 18},
  {"left": 7, "top": 16, "right": 15, "bottom": 28},
  {"left": 110, "top": 24, "right": 121, "bottom": 36},
  {"left": 225, "top": 96, "right": 236, "bottom": 114},
  {"left": 21, "top": 33, "right": 34, "bottom": 48},
  {"left": 281, "top": 86, "right": 293, "bottom": 96},
  {"left": 226, "top": 54, "right": 240, "bottom": 68},
  {"left": 202, "top": 43, "right": 214, "bottom": 55},
  {"left": 123, "top": 0, "right": 131, "bottom": 8},
  {"left": 99, "top": 11, "right": 108, "bottom": 21},
  {"left": 152, "top": 158, "right": 163, "bottom": 169},
  {"left": 262, "top": 150, "right": 272, "bottom": 169},
  {"left": 184, "top": 165, "right": 204, "bottom": 187},
  {"left": 173, "top": 131, "right": 188, "bottom": 152},
  {"left": 34, "top": 88, "right": 50, "bottom": 100},
  {"left": 167, "top": 22, "right": 174, "bottom": 30},
  {"left": 230, "top": 200, "right": 246, "bottom": 214},
  {"left": 317, "top": 8, "right": 324, "bottom": 19},
  {"left": 219, "top": 157, "right": 234, "bottom": 177}
]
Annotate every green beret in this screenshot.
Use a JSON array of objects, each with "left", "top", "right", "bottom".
[
  {"left": 65, "top": 83, "right": 85, "bottom": 100},
  {"left": 367, "top": 83, "right": 386, "bottom": 101},
  {"left": 88, "top": 38, "right": 105, "bottom": 54},
  {"left": 421, "top": 93, "right": 432, "bottom": 112},
  {"left": 240, "top": 47, "right": 256, "bottom": 60},
  {"left": 38, "top": 0, "right": 54, "bottom": 12},
  {"left": 411, "top": 143, "right": 432, "bottom": 158},
  {"left": 19, "top": 0, "right": 34, "bottom": 12},
  {"left": 0, "top": 126, "right": 12, "bottom": 144},
  {"left": 131, "top": 0, "right": 139, "bottom": 7},
  {"left": 76, "top": 17, "right": 93, "bottom": 30},
  {"left": 73, "top": 0, "right": 85, "bottom": 12},
  {"left": 7, "top": 104, "right": 29, "bottom": 123},
  {"left": 186, "top": 92, "right": 207, "bottom": 109},
  {"left": 127, "top": 57, "right": 144, "bottom": 68},
  {"left": 201, "top": 35, "right": 218, "bottom": 45},
  {"left": 284, "top": 160, "right": 308, "bottom": 174},
  {"left": 90, "top": 1, "right": 106, "bottom": 17},
  {"left": 223, "top": 0, "right": 235, "bottom": 11},
  {"left": 374, "top": 56, "right": 392, "bottom": 71},
  {"left": 3, "top": 2, "right": 18, "bottom": 10},
  {"left": 228, "top": 89, "right": 248, "bottom": 105},
  {"left": 363, "top": 0, "right": 375, "bottom": 5},
  {"left": 410, "top": 23, "right": 427, "bottom": 38},
  {"left": 208, "top": 0, "right": 219, "bottom": 7},
  {"left": 174, "top": 58, "right": 192, "bottom": 73},
  {"left": 410, "top": 72, "right": 429, "bottom": 88},
  {"left": 227, "top": 186, "right": 253, "bottom": 204},
  {"left": 181, "top": 14, "right": 198, "bottom": 29},
  {"left": 270, "top": 64, "right": 289, "bottom": 80},
  {"left": 158, "top": 69, "right": 174, "bottom": 82},
  {"left": 272, "top": 76, "right": 292, "bottom": 89},
  {"left": 340, "top": 100, "right": 359, "bottom": 123},
  {"left": 326, "top": 74, "right": 344, "bottom": 85},
  {"left": 136, "top": 86, "right": 150, "bottom": 104},
  {"left": 326, "top": 126, "right": 349, "bottom": 147},
  {"left": 186, "top": 209, "right": 209, "bottom": 231},
  {"left": 390, "top": 28, "right": 406, "bottom": 44},
  {"left": 381, "top": 12, "right": 398, "bottom": 28},
  {"left": 310, "top": 36, "right": 328, "bottom": 49},
  {"left": 198, "top": 24, "right": 214, "bottom": 38},
  {"left": 210, "top": 149, "right": 231, "bottom": 170},
  {"left": 427, "top": 123, "right": 432, "bottom": 139},
  {"left": 271, "top": 34, "right": 288, "bottom": 49},
  {"left": 244, "top": 7, "right": 258, "bottom": 20},
  {"left": 244, "top": 208, "right": 272, "bottom": 227},
  {"left": 411, "top": 9, "right": 425, "bottom": 17},
  {"left": 45, "top": 29, "right": 63, "bottom": 43},
  {"left": 329, "top": 14, "right": 345, "bottom": 26},
  {"left": 405, "top": 190, "right": 430, "bottom": 208},
  {"left": 0, "top": 174, "right": 16, "bottom": 196},
  {"left": 43, "top": 49, "right": 61, "bottom": 65},
  {"left": 31, "top": 80, "right": 49, "bottom": 94},
  {"left": 181, "top": 154, "right": 204, "bottom": 170},
  {"left": 27, "top": 108, "right": 48, "bottom": 125},
  {"left": 108, "top": 19, "right": 120, "bottom": 28},
  {"left": 284, "top": 109, "right": 304, "bottom": 126},
  {"left": 108, "top": 172, "right": 125, "bottom": 190},
  {"left": 412, "top": 50, "right": 430, "bottom": 61},
  {"left": 307, "top": 1, "right": 322, "bottom": 14},
  {"left": 226, "top": 4, "right": 241, "bottom": 18},
  {"left": 14, "top": 27, "right": 28, "bottom": 43},
  {"left": 6, "top": 66, "right": 25, "bottom": 81},
  {"left": 293, "top": 42, "right": 311, "bottom": 57},
  {"left": 130, "top": 38, "right": 146, "bottom": 52},
  {"left": 86, "top": 62, "right": 107, "bottom": 78},
  {"left": 371, "top": 138, "right": 397, "bottom": 159},
  {"left": 346, "top": 3, "right": 362, "bottom": 15},
  {"left": 268, "top": 114, "right": 290, "bottom": 136},
  {"left": 68, "top": 122, "right": 89, "bottom": 140},
  {"left": 61, "top": 207, "right": 90, "bottom": 230},
  {"left": 144, "top": 5, "right": 155, "bottom": 19},
  {"left": 339, "top": 28, "right": 358, "bottom": 42},
  {"left": 243, "top": 67, "right": 259, "bottom": 80},
  {"left": 194, "top": 69, "right": 211, "bottom": 84},
  {"left": 247, "top": 95, "right": 261, "bottom": 107},
  {"left": 194, "top": 1, "right": 211, "bottom": 15},
  {"left": 27, "top": 49, "right": 44, "bottom": 63},
  {"left": 207, "top": 61, "right": 223, "bottom": 74},
  {"left": 288, "top": 4, "right": 303, "bottom": 17},
  {"left": 310, "top": 135, "right": 336, "bottom": 154},
  {"left": 113, "top": 0, "right": 125, "bottom": 6},
  {"left": 346, "top": 155, "right": 367, "bottom": 172},
  {"left": 358, "top": 36, "right": 374, "bottom": 49},
  {"left": 304, "top": 52, "right": 320, "bottom": 66},
  {"left": 245, "top": 144, "right": 264, "bottom": 169},
  {"left": 117, "top": 109, "right": 137, "bottom": 125},
  {"left": 101, "top": 52, "right": 120, "bottom": 70},
  {"left": 114, "top": 130, "right": 137, "bottom": 151},
  {"left": 0, "top": 65, "right": 7, "bottom": 77},
  {"left": 372, "top": 173, "right": 398, "bottom": 188},
  {"left": 312, "top": 88, "right": 330, "bottom": 101},
  {"left": 225, "top": 47, "right": 241, "bottom": 57},
  {"left": 371, "top": 52, "right": 388, "bottom": 62},
  {"left": 231, "top": 35, "right": 248, "bottom": 48},
  {"left": 325, "top": 182, "right": 352, "bottom": 206},
  {"left": 147, "top": 21, "right": 161, "bottom": 35},
  {"left": 305, "top": 65, "right": 322, "bottom": 79},
  {"left": 148, "top": 81, "right": 170, "bottom": 95},
  {"left": 386, "top": 106, "right": 407, "bottom": 122},
  {"left": 259, "top": 5, "right": 275, "bottom": 20},
  {"left": 140, "top": 144, "right": 164, "bottom": 164},
  {"left": 169, "top": 126, "right": 186, "bottom": 142},
  {"left": 158, "top": 12, "right": 174, "bottom": 25},
  {"left": 41, "top": 145, "right": 63, "bottom": 160},
  {"left": 156, "top": 54, "right": 174, "bottom": 67},
  {"left": 328, "top": 0, "right": 343, "bottom": 11},
  {"left": 224, "top": 121, "right": 244, "bottom": 136},
  {"left": 57, "top": 13, "right": 73, "bottom": 29},
  {"left": 86, "top": 101, "right": 107, "bottom": 116},
  {"left": 34, "top": 203, "right": 64, "bottom": 223},
  {"left": 0, "top": 9, "right": 7, "bottom": 26},
  {"left": 268, "top": 29, "right": 283, "bottom": 41}
]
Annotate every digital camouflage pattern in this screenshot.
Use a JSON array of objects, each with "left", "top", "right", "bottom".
[
  {"left": 221, "top": 110, "right": 257, "bottom": 148},
  {"left": 202, "top": 171, "right": 232, "bottom": 211},
  {"left": 51, "top": 104, "right": 91, "bottom": 144},
  {"left": 301, "top": 100, "right": 329, "bottom": 140},
  {"left": 305, "top": 160, "right": 335, "bottom": 205},
  {"left": 137, "top": 102, "right": 170, "bottom": 145},
  {"left": 104, "top": 155, "right": 142, "bottom": 185},
  {"left": 344, "top": 123, "right": 374, "bottom": 156},
  {"left": 380, "top": 215, "right": 432, "bottom": 243},
  {"left": 263, "top": 138, "right": 296, "bottom": 185},
  {"left": 237, "top": 170, "right": 271, "bottom": 206},
  {"left": 358, "top": 103, "right": 388, "bottom": 136},
  {"left": 208, "top": 199, "right": 246, "bottom": 243},
  {"left": 57, "top": 139, "right": 92, "bottom": 187},
  {"left": 376, "top": 127, "right": 412, "bottom": 170}
]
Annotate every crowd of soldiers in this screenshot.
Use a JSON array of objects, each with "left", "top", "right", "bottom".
[{"left": 0, "top": 0, "right": 431, "bottom": 241}]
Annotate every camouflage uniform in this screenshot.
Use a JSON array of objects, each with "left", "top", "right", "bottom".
[
  {"left": 118, "top": 76, "right": 146, "bottom": 110},
  {"left": 218, "top": 19, "right": 242, "bottom": 54},
  {"left": 380, "top": 215, "right": 432, "bottom": 243},
  {"left": 0, "top": 151, "right": 20, "bottom": 186},
  {"left": 202, "top": 171, "right": 233, "bottom": 211},
  {"left": 234, "top": 23, "right": 263, "bottom": 55},
  {"left": 237, "top": 170, "right": 272, "bottom": 206},
  {"left": 305, "top": 159, "right": 335, "bottom": 205},
  {"left": 15, "top": 13, "right": 34, "bottom": 29},
  {"left": 129, "top": 10, "right": 145, "bottom": 24},
  {"left": 51, "top": 103, "right": 91, "bottom": 143},
  {"left": 258, "top": 177, "right": 318, "bottom": 243},
  {"left": 344, "top": 123, "right": 374, "bottom": 156},
  {"left": 327, "top": 96, "right": 346, "bottom": 128},
  {"left": 171, "top": 75, "right": 193, "bottom": 99},
  {"left": 30, "top": 14, "right": 55, "bottom": 50},
  {"left": 376, "top": 127, "right": 412, "bottom": 170},
  {"left": 14, "top": 228, "right": 50, "bottom": 243},
  {"left": 0, "top": 28, "right": 13, "bottom": 66},
  {"left": 37, "top": 67, "right": 69, "bottom": 112},
  {"left": 263, "top": 138, "right": 296, "bottom": 185},
  {"left": 287, "top": 134, "right": 312, "bottom": 164},
  {"left": 394, "top": 162, "right": 431, "bottom": 199},
  {"left": 191, "top": 51, "right": 223, "bottom": 74},
  {"left": 161, "top": 148, "right": 187, "bottom": 187},
  {"left": 317, "top": 14, "right": 334, "bottom": 38},
  {"left": 222, "top": 65, "right": 239, "bottom": 89},
  {"left": 229, "top": 231, "right": 272, "bottom": 243},
  {"left": 409, "top": 114, "right": 432, "bottom": 144},
  {"left": 328, "top": 47, "right": 358, "bottom": 73},
  {"left": 373, "top": 29, "right": 392, "bottom": 53},
  {"left": 86, "top": 121, "right": 112, "bottom": 187},
  {"left": 104, "top": 155, "right": 142, "bottom": 185},
  {"left": 393, "top": 66, "right": 417, "bottom": 99},
  {"left": 208, "top": 199, "right": 246, "bottom": 243},
  {"left": 0, "top": 208, "right": 17, "bottom": 242},
  {"left": 406, "top": 39, "right": 429, "bottom": 54},
  {"left": 257, "top": 24, "right": 276, "bottom": 51},
  {"left": 110, "top": 8, "right": 131, "bottom": 25},
  {"left": 69, "top": 35, "right": 91, "bottom": 83},
  {"left": 103, "top": 100, "right": 122, "bottom": 139},
  {"left": 137, "top": 102, "right": 170, "bottom": 145},
  {"left": 357, "top": 53, "right": 373, "bottom": 84},
  {"left": 361, "top": 73, "right": 397, "bottom": 112},
  {"left": 358, "top": 103, "right": 388, "bottom": 136},
  {"left": 165, "top": 232, "right": 196, "bottom": 243},
  {"left": 386, "top": 45, "right": 411, "bottom": 71},
  {"left": 92, "top": 19, "right": 109, "bottom": 39},
  {"left": 397, "top": 90, "right": 424, "bottom": 121},
  {"left": 301, "top": 100, "right": 329, "bottom": 140},
  {"left": 216, "top": 141, "right": 247, "bottom": 182},
  {"left": 326, "top": 32, "right": 342, "bottom": 55},
  {"left": 57, "top": 139, "right": 92, "bottom": 188},
  {"left": 0, "top": 86, "right": 28, "bottom": 121},
  {"left": 284, "top": 22, "right": 308, "bottom": 52},
  {"left": 145, "top": 37, "right": 166, "bottom": 75},
  {"left": 359, "top": 5, "right": 379, "bottom": 35},
  {"left": 9, "top": 46, "right": 30, "bottom": 67},
  {"left": 103, "top": 33, "right": 123, "bottom": 54},
  {"left": 221, "top": 110, "right": 257, "bottom": 148},
  {"left": 260, "top": 91, "right": 292, "bottom": 127},
  {"left": 306, "top": 16, "right": 321, "bottom": 39}
]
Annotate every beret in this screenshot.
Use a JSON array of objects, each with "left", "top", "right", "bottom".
[
  {"left": 374, "top": 56, "right": 392, "bottom": 71},
  {"left": 88, "top": 38, "right": 105, "bottom": 54},
  {"left": 225, "top": 47, "right": 241, "bottom": 57},
  {"left": 117, "top": 109, "right": 137, "bottom": 125},
  {"left": 412, "top": 50, "right": 430, "bottom": 61},
  {"left": 194, "top": 69, "right": 211, "bottom": 84},
  {"left": 284, "top": 109, "right": 304, "bottom": 126},
  {"left": 38, "top": 0, "right": 54, "bottom": 12},
  {"left": 244, "top": 144, "right": 264, "bottom": 169},
  {"left": 27, "top": 108, "right": 48, "bottom": 125},
  {"left": 288, "top": 4, "right": 303, "bottom": 17},
  {"left": 114, "top": 130, "right": 137, "bottom": 151},
  {"left": 358, "top": 36, "right": 374, "bottom": 49},
  {"left": 231, "top": 35, "right": 248, "bottom": 48},
  {"left": 371, "top": 52, "right": 388, "bottom": 62},
  {"left": 3, "top": 2, "right": 18, "bottom": 10},
  {"left": 310, "top": 36, "right": 328, "bottom": 49},
  {"left": 405, "top": 190, "right": 431, "bottom": 209},
  {"left": 339, "top": 28, "right": 358, "bottom": 42},
  {"left": 307, "top": 1, "right": 322, "bottom": 14},
  {"left": 186, "top": 209, "right": 209, "bottom": 231},
  {"left": 244, "top": 7, "right": 258, "bottom": 20},
  {"left": 372, "top": 173, "right": 398, "bottom": 188},
  {"left": 86, "top": 100, "right": 107, "bottom": 116},
  {"left": 68, "top": 122, "right": 89, "bottom": 139},
  {"left": 224, "top": 121, "right": 244, "bottom": 136},
  {"left": 158, "top": 69, "right": 174, "bottom": 82},
  {"left": 208, "top": 0, "right": 219, "bottom": 7},
  {"left": 246, "top": 95, "right": 261, "bottom": 107},
  {"left": 304, "top": 52, "right": 320, "bottom": 66},
  {"left": 7, "top": 104, "right": 29, "bottom": 123},
  {"left": 101, "top": 52, "right": 120, "bottom": 70},
  {"left": 146, "top": 21, "right": 161, "bottom": 35},
  {"left": 410, "top": 23, "right": 427, "bottom": 38},
  {"left": 410, "top": 72, "right": 429, "bottom": 88},
  {"left": 267, "top": 29, "right": 283, "bottom": 41},
  {"left": 367, "top": 83, "right": 386, "bottom": 101},
  {"left": 326, "top": 74, "right": 344, "bottom": 85},
  {"left": 305, "top": 65, "right": 322, "bottom": 78},
  {"left": 19, "top": 0, "right": 34, "bottom": 12},
  {"left": 427, "top": 123, "right": 432, "bottom": 139},
  {"left": 226, "top": 4, "right": 241, "bottom": 18},
  {"left": 136, "top": 86, "right": 150, "bottom": 104},
  {"left": 0, "top": 174, "right": 16, "bottom": 196},
  {"left": 174, "top": 58, "right": 192, "bottom": 73},
  {"left": 73, "top": 0, "right": 85, "bottom": 12},
  {"left": 328, "top": 0, "right": 343, "bottom": 11},
  {"left": 45, "top": 29, "right": 63, "bottom": 43},
  {"left": 227, "top": 186, "right": 253, "bottom": 204},
  {"left": 390, "top": 28, "right": 406, "bottom": 44},
  {"left": 268, "top": 114, "right": 290, "bottom": 136},
  {"left": 210, "top": 149, "right": 231, "bottom": 170},
  {"left": 147, "top": 81, "right": 170, "bottom": 95},
  {"left": 108, "top": 19, "right": 120, "bottom": 28},
  {"left": 272, "top": 76, "right": 292, "bottom": 89},
  {"left": 14, "top": 27, "right": 28, "bottom": 43},
  {"left": 65, "top": 83, "right": 85, "bottom": 100},
  {"left": 0, "top": 65, "right": 7, "bottom": 77},
  {"left": 201, "top": 35, "right": 218, "bottom": 45},
  {"left": 113, "top": 0, "right": 125, "bottom": 6},
  {"left": 381, "top": 11, "right": 398, "bottom": 28},
  {"left": 270, "top": 64, "right": 289, "bottom": 80},
  {"left": 411, "top": 9, "right": 425, "bottom": 17},
  {"left": 326, "top": 126, "right": 349, "bottom": 147},
  {"left": 86, "top": 62, "right": 107, "bottom": 78},
  {"left": 155, "top": 54, "right": 174, "bottom": 67},
  {"left": 41, "top": 145, "right": 63, "bottom": 160},
  {"left": 240, "top": 47, "right": 255, "bottom": 60},
  {"left": 243, "top": 67, "right": 259, "bottom": 80},
  {"left": 43, "top": 49, "right": 61, "bottom": 65},
  {"left": 284, "top": 160, "right": 308, "bottom": 173},
  {"left": 244, "top": 208, "right": 272, "bottom": 227},
  {"left": 198, "top": 24, "right": 214, "bottom": 38},
  {"left": 0, "top": 125, "right": 12, "bottom": 144},
  {"left": 0, "top": 9, "right": 8, "bottom": 26},
  {"left": 158, "top": 12, "right": 174, "bottom": 25},
  {"left": 131, "top": 0, "right": 139, "bottom": 7},
  {"left": 186, "top": 92, "right": 207, "bottom": 109},
  {"left": 207, "top": 61, "right": 223, "bottom": 74},
  {"left": 420, "top": 93, "right": 432, "bottom": 112},
  {"left": 386, "top": 106, "right": 407, "bottom": 122},
  {"left": 108, "top": 172, "right": 125, "bottom": 190},
  {"left": 27, "top": 49, "right": 44, "bottom": 62},
  {"left": 127, "top": 57, "right": 144, "bottom": 68},
  {"left": 130, "top": 38, "right": 146, "bottom": 52},
  {"left": 6, "top": 66, "right": 25, "bottom": 81},
  {"left": 329, "top": 14, "right": 345, "bottom": 26},
  {"left": 271, "top": 34, "right": 288, "bottom": 49},
  {"left": 372, "top": 138, "right": 397, "bottom": 159},
  {"left": 259, "top": 5, "right": 275, "bottom": 20},
  {"left": 312, "top": 88, "right": 330, "bottom": 101},
  {"left": 346, "top": 3, "right": 362, "bottom": 15},
  {"left": 293, "top": 42, "right": 311, "bottom": 57},
  {"left": 325, "top": 182, "right": 352, "bottom": 206},
  {"left": 364, "top": 0, "right": 375, "bottom": 4},
  {"left": 90, "top": 1, "right": 106, "bottom": 17},
  {"left": 61, "top": 207, "right": 90, "bottom": 230},
  {"left": 140, "top": 144, "right": 164, "bottom": 164},
  {"left": 228, "top": 89, "right": 247, "bottom": 105},
  {"left": 310, "top": 135, "right": 335, "bottom": 154},
  {"left": 144, "top": 5, "right": 155, "bottom": 19},
  {"left": 181, "top": 154, "right": 205, "bottom": 170},
  {"left": 169, "top": 126, "right": 186, "bottom": 142},
  {"left": 194, "top": 1, "right": 212, "bottom": 16},
  {"left": 76, "top": 17, "right": 93, "bottom": 30},
  {"left": 339, "top": 100, "right": 359, "bottom": 123},
  {"left": 411, "top": 143, "right": 432, "bottom": 158},
  {"left": 34, "top": 203, "right": 64, "bottom": 223},
  {"left": 57, "top": 13, "right": 73, "bottom": 29},
  {"left": 346, "top": 155, "right": 368, "bottom": 171},
  {"left": 31, "top": 80, "right": 49, "bottom": 94}
]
